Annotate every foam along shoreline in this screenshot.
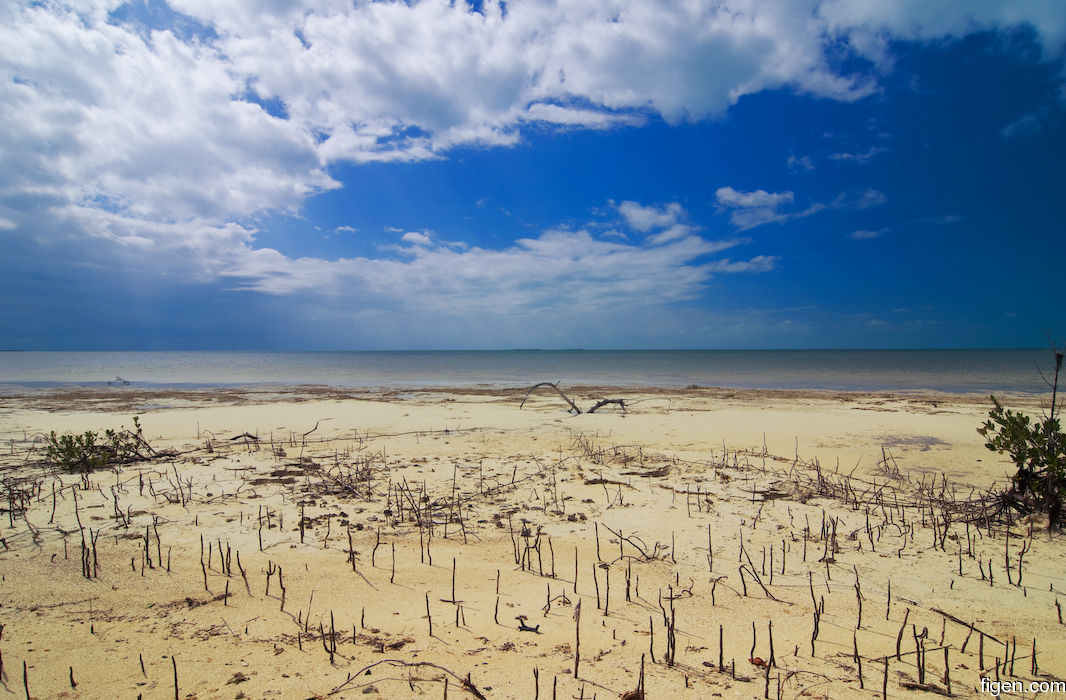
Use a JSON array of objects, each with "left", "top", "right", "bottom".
[{"left": 0, "top": 385, "right": 1062, "bottom": 698}]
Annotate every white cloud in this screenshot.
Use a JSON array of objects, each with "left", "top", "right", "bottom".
[
  {"left": 850, "top": 229, "right": 883, "bottom": 239},
  {"left": 49, "top": 198, "right": 772, "bottom": 328},
  {"left": 817, "top": 1, "right": 1066, "bottom": 69},
  {"left": 828, "top": 146, "right": 889, "bottom": 163},
  {"left": 716, "top": 184, "right": 889, "bottom": 230},
  {"left": 0, "top": 4, "right": 337, "bottom": 224},
  {"left": 707, "top": 255, "right": 779, "bottom": 273},
  {"left": 525, "top": 103, "right": 644, "bottom": 129},
  {"left": 648, "top": 224, "right": 697, "bottom": 246},
  {"left": 4, "top": 0, "right": 1061, "bottom": 232},
  {"left": 831, "top": 188, "right": 887, "bottom": 210},
  {"left": 787, "top": 154, "right": 815, "bottom": 172},
  {"left": 715, "top": 187, "right": 794, "bottom": 210},
  {"left": 401, "top": 231, "right": 434, "bottom": 246},
  {"left": 11, "top": 0, "right": 1052, "bottom": 229},
  {"left": 0, "top": 216, "right": 16, "bottom": 231},
  {"left": 1001, "top": 111, "right": 1050, "bottom": 139},
  {"left": 223, "top": 226, "right": 741, "bottom": 319},
  {"left": 617, "top": 201, "right": 685, "bottom": 231},
  {"left": 715, "top": 186, "right": 795, "bottom": 230},
  {"left": 2, "top": 0, "right": 1062, "bottom": 326}
]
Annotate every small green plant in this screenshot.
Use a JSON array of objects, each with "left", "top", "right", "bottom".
[
  {"left": 978, "top": 350, "right": 1065, "bottom": 531},
  {"left": 45, "top": 416, "right": 155, "bottom": 473}
]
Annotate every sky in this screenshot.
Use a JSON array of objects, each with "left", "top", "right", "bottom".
[{"left": 1, "top": 0, "right": 1064, "bottom": 350}]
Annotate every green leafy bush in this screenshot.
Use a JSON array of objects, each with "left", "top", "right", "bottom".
[
  {"left": 46, "top": 416, "right": 155, "bottom": 473},
  {"left": 978, "top": 351, "right": 1065, "bottom": 530}
]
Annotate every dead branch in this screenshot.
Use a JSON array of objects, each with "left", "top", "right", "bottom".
[
  {"left": 520, "top": 382, "right": 582, "bottom": 414},
  {"left": 588, "top": 398, "right": 626, "bottom": 414}
]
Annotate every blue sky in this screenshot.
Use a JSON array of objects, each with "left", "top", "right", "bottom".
[{"left": 1, "top": 1, "right": 1064, "bottom": 350}]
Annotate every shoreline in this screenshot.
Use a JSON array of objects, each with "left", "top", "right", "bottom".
[{"left": 0, "top": 379, "right": 1050, "bottom": 405}]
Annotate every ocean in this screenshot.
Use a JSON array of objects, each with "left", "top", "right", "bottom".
[{"left": 0, "top": 349, "right": 1055, "bottom": 394}]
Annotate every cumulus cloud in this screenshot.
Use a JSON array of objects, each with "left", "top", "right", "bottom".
[
  {"left": 2, "top": 0, "right": 1063, "bottom": 332},
  {"left": 6, "top": 0, "right": 1060, "bottom": 234}
]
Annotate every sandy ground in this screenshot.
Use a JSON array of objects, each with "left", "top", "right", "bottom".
[{"left": 0, "top": 384, "right": 1063, "bottom": 699}]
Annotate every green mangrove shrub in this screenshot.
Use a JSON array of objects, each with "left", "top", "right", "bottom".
[
  {"left": 45, "top": 416, "right": 156, "bottom": 473},
  {"left": 978, "top": 350, "right": 1065, "bottom": 530}
]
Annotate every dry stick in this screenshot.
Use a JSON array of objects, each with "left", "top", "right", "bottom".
[
  {"left": 768, "top": 620, "right": 775, "bottom": 668},
  {"left": 895, "top": 608, "right": 910, "bottom": 660},
  {"left": 426, "top": 593, "right": 433, "bottom": 638},
  {"left": 648, "top": 615, "right": 657, "bottom": 664},
  {"left": 172, "top": 655, "right": 179, "bottom": 700},
  {"left": 854, "top": 631, "right": 864, "bottom": 689},
  {"left": 574, "top": 599, "right": 582, "bottom": 678},
  {"left": 594, "top": 522, "right": 601, "bottom": 562},
  {"left": 944, "top": 646, "right": 951, "bottom": 694},
  {"left": 854, "top": 570, "right": 863, "bottom": 629},
  {"left": 719, "top": 624, "right": 725, "bottom": 672},
  {"left": 913, "top": 625, "right": 925, "bottom": 685},
  {"left": 603, "top": 566, "right": 610, "bottom": 616},
  {"left": 549, "top": 538, "right": 556, "bottom": 578},
  {"left": 708, "top": 523, "right": 714, "bottom": 572}
]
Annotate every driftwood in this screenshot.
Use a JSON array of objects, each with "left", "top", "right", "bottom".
[
  {"left": 588, "top": 398, "right": 626, "bottom": 414},
  {"left": 520, "top": 383, "right": 628, "bottom": 415},
  {"left": 520, "top": 382, "right": 582, "bottom": 414}
]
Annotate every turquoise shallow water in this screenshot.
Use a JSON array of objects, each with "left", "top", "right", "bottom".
[{"left": 0, "top": 349, "right": 1054, "bottom": 394}]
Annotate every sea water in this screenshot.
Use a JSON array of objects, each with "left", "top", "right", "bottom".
[{"left": 0, "top": 349, "right": 1054, "bottom": 394}]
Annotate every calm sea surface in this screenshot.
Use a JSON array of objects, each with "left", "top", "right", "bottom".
[{"left": 0, "top": 350, "right": 1055, "bottom": 394}]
